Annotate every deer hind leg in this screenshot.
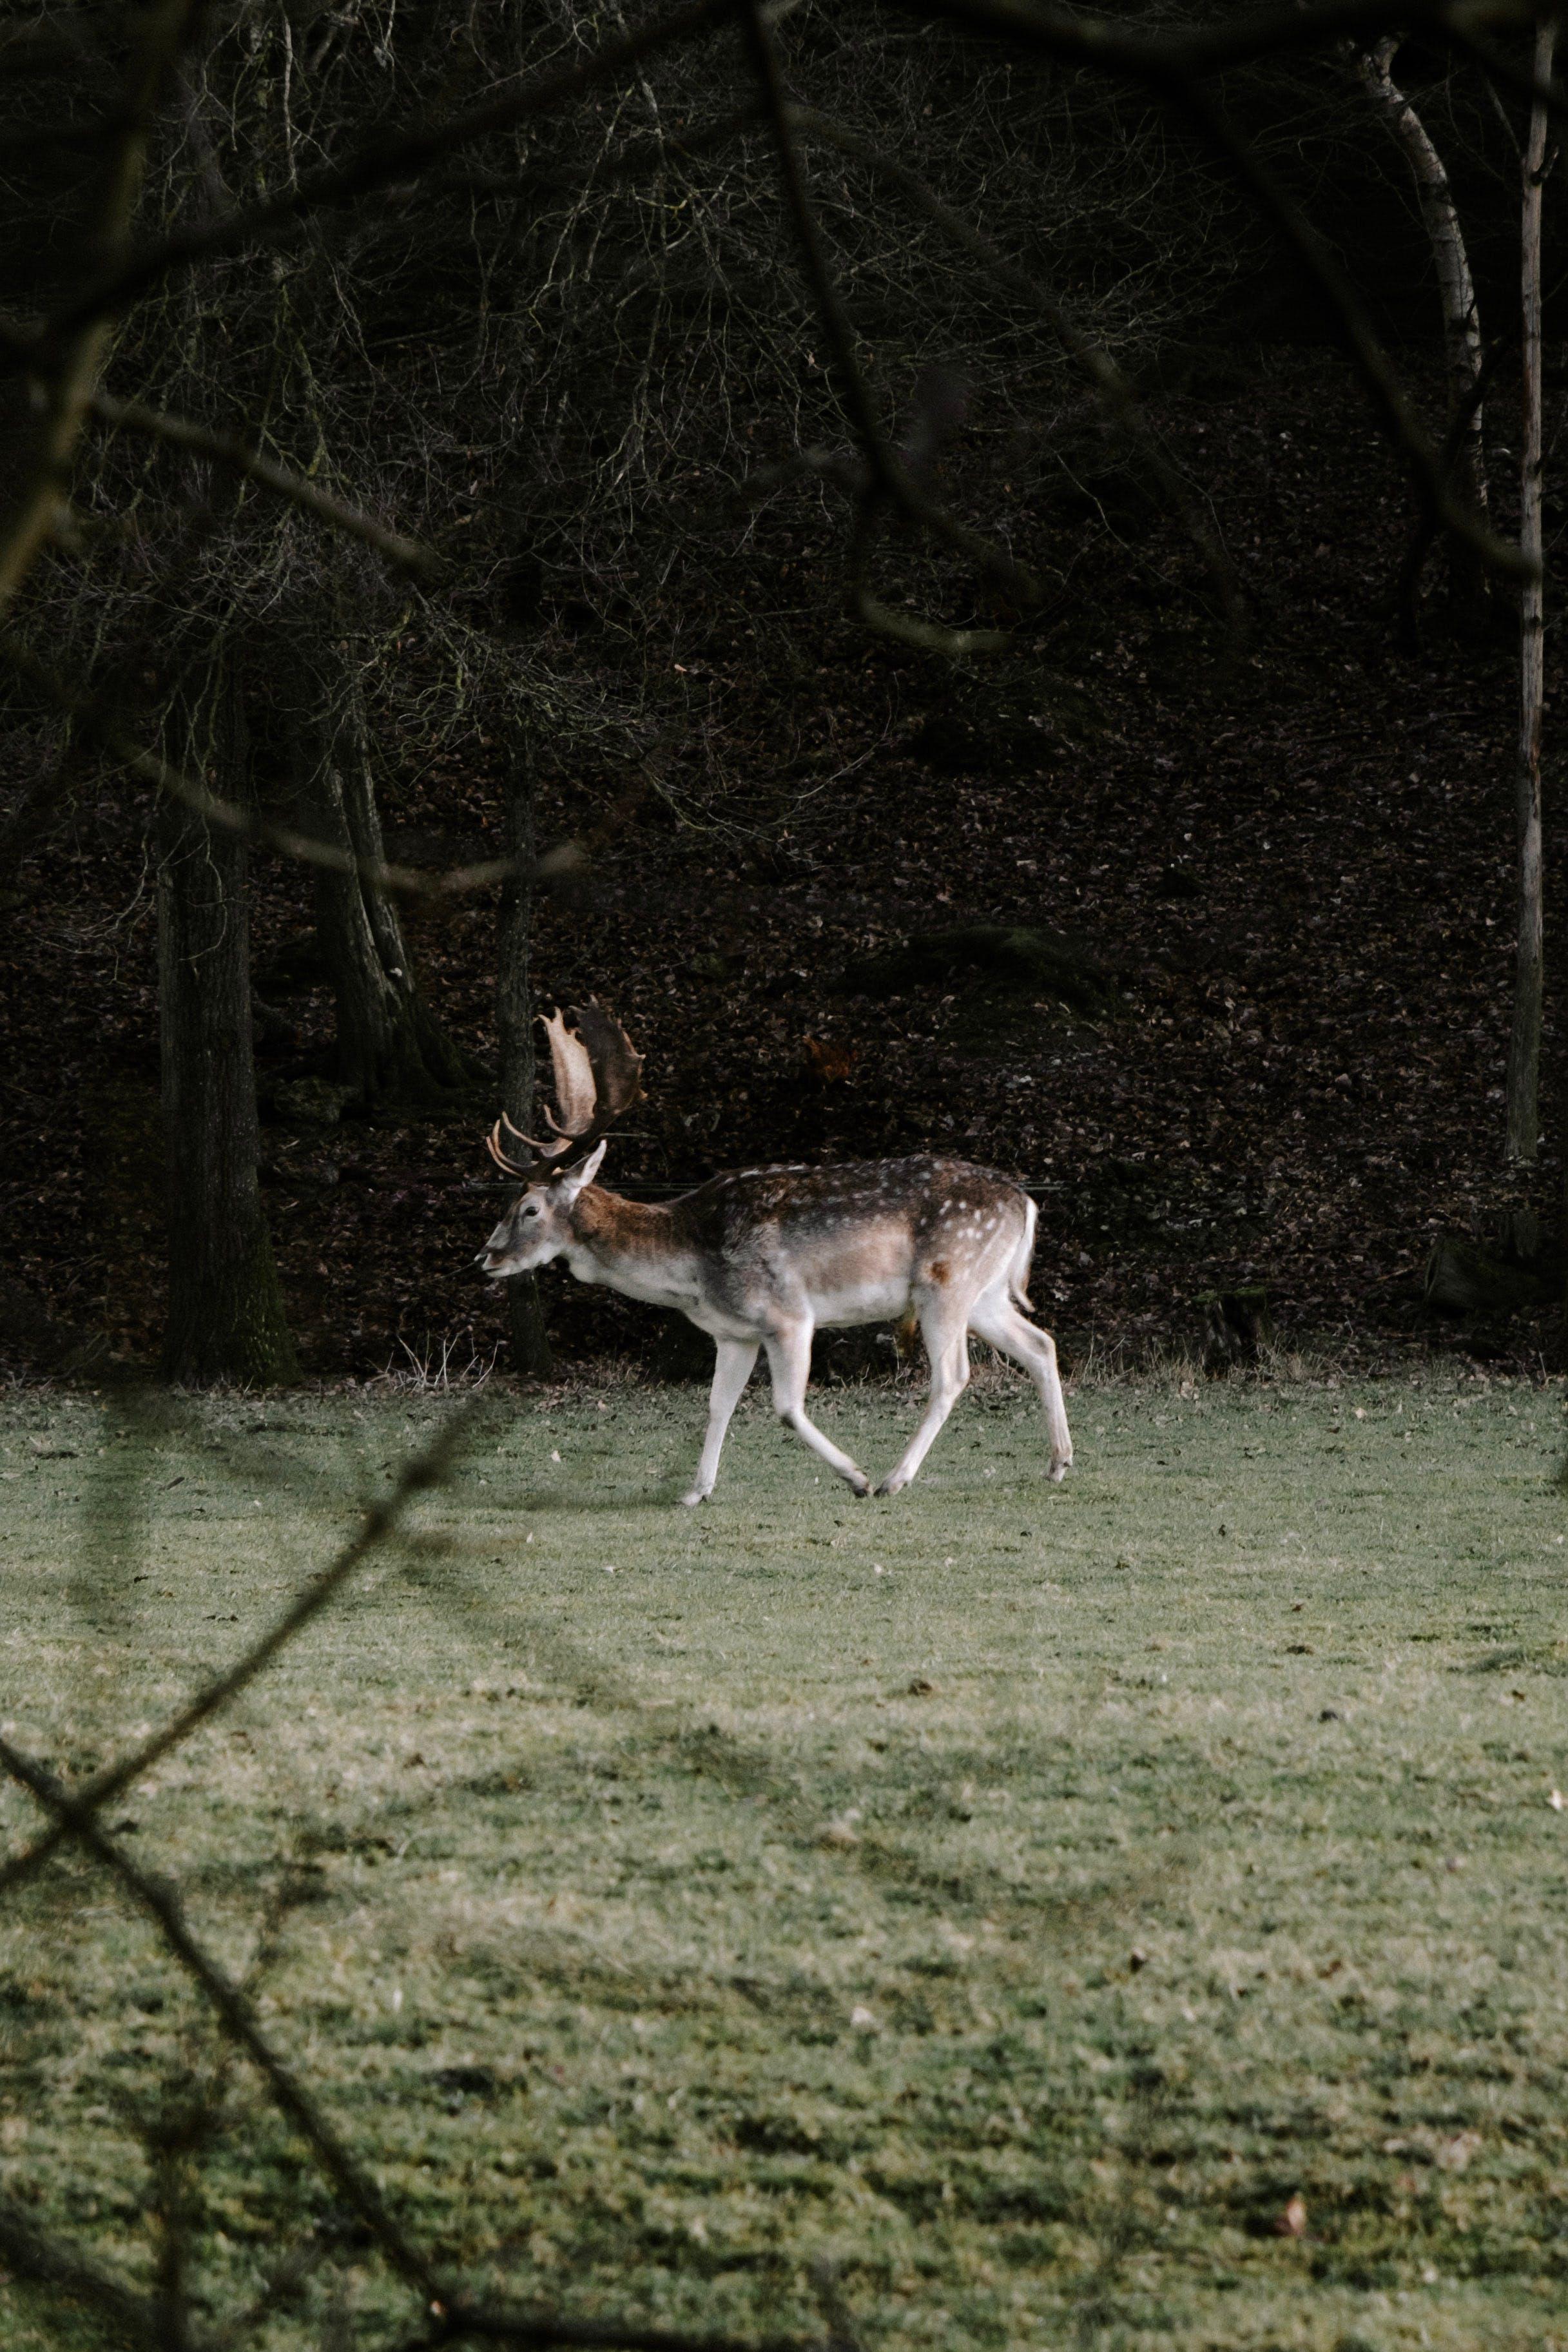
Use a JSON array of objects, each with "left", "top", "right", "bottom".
[
  {"left": 763, "top": 1321, "right": 870, "bottom": 1496},
  {"left": 875, "top": 1292, "right": 972, "bottom": 1495},
  {"left": 969, "top": 1290, "right": 1072, "bottom": 1479},
  {"left": 681, "top": 1337, "right": 760, "bottom": 1506}
]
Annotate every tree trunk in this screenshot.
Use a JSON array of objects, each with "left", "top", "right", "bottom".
[
  {"left": 157, "top": 651, "right": 298, "bottom": 1386},
  {"left": 498, "top": 737, "right": 552, "bottom": 1376},
  {"left": 1505, "top": 21, "right": 1556, "bottom": 1167},
  {"left": 286, "top": 654, "right": 477, "bottom": 1108},
  {"left": 1358, "top": 39, "right": 1489, "bottom": 613}
]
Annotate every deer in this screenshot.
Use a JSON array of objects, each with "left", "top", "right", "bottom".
[{"left": 476, "top": 1000, "right": 1072, "bottom": 1505}]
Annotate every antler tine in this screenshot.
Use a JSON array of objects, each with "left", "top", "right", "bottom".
[
  {"left": 501, "top": 1108, "right": 570, "bottom": 1158},
  {"left": 486, "top": 1121, "right": 533, "bottom": 1178}
]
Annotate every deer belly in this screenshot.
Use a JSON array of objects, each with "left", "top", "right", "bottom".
[
  {"left": 809, "top": 1277, "right": 911, "bottom": 1328},
  {"left": 791, "top": 1225, "right": 916, "bottom": 1328}
]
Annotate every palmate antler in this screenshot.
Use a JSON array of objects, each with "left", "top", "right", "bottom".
[{"left": 485, "top": 999, "right": 644, "bottom": 1181}]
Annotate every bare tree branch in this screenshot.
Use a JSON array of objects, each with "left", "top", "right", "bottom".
[
  {"left": 899, "top": 0, "right": 1545, "bottom": 83},
  {"left": 862, "top": 0, "right": 1534, "bottom": 580},
  {"left": 740, "top": 0, "right": 1038, "bottom": 645},
  {"left": 0, "top": 1731, "right": 452, "bottom": 2302},
  {"left": 0, "top": 0, "right": 204, "bottom": 617},
  {"left": 23, "top": 0, "right": 743, "bottom": 358},
  {"left": 0, "top": 633, "right": 590, "bottom": 902},
  {"left": 0, "top": 1410, "right": 479, "bottom": 1903},
  {"left": 0, "top": 1726, "right": 849, "bottom": 2352},
  {"left": 787, "top": 103, "right": 1245, "bottom": 627},
  {"left": 0, "top": 2192, "right": 163, "bottom": 2350},
  {"left": 1165, "top": 65, "right": 1529, "bottom": 579},
  {"left": 90, "top": 392, "right": 445, "bottom": 579}
]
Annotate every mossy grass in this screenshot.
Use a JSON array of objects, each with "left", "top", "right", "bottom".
[{"left": 1, "top": 1373, "right": 1565, "bottom": 2348}]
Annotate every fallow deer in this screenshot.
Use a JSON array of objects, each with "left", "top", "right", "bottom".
[{"left": 477, "top": 1001, "right": 1072, "bottom": 1503}]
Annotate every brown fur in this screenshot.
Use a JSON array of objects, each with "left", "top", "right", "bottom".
[{"left": 568, "top": 1188, "right": 672, "bottom": 1256}]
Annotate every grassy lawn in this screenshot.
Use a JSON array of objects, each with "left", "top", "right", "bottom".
[{"left": 1, "top": 1370, "right": 1567, "bottom": 2350}]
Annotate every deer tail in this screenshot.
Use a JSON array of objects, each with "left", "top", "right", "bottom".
[{"left": 1009, "top": 1193, "right": 1037, "bottom": 1312}]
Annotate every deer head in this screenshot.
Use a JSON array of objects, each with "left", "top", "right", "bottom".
[{"left": 478, "top": 1000, "right": 643, "bottom": 1277}]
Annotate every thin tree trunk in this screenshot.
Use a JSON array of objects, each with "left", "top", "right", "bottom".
[
  {"left": 157, "top": 650, "right": 298, "bottom": 1386},
  {"left": 1506, "top": 21, "right": 1556, "bottom": 1166},
  {"left": 285, "top": 654, "right": 477, "bottom": 1107},
  {"left": 498, "top": 737, "right": 552, "bottom": 1376},
  {"left": 1358, "top": 39, "right": 1489, "bottom": 611}
]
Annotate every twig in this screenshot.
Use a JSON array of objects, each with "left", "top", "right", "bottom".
[
  {"left": 26, "top": 0, "right": 743, "bottom": 356},
  {"left": 740, "top": 0, "right": 1038, "bottom": 645},
  {"left": 786, "top": 103, "right": 1244, "bottom": 629},
  {"left": 0, "top": 0, "right": 203, "bottom": 618},
  {"left": 0, "top": 1733, "right": 448, "bottom": 2302},
  {"left": 12, "top": 0, "right": 1558, "bottom": 402},
  {"left": 886, "top": 0, "right": 1533, "bottom": 581},
  {"left": 90, "top": 392, "right": 444, "bottom": 579},
  {"left": 847, "top": 497, "right": 1012, "bottom": 654},
  {"left": 1, "top": 1738, "right": 846, "bottom": 2352},
  {"left": 1168, "top": 67, "right": 1527, "bottom": 581},
  {"left": 1443, "top": 18, "right": 1567, "bottom": 148}
]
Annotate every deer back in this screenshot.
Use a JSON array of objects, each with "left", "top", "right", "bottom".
[{"left": 672, "top": 1156, "right": 1031, "bottom": 1326}]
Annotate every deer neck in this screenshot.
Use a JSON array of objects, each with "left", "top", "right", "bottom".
[{"left": 563, "top": 1186, "right": 694, "bottom": 1309}]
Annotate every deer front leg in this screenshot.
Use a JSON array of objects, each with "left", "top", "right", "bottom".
[
  {"left": 681, "top": 1337, "right": 759, "bottom": 1506},
  {"left": 763, "top": 1323, "right": 870, "bottom": 1496}
]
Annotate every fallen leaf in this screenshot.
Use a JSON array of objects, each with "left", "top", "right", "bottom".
[
  {"left": 1275, "top": 2194, "right": 1307, "bottom": 2239},
  {"left": 804, "top": 1036, "right": 857, "bottom": 1082}
]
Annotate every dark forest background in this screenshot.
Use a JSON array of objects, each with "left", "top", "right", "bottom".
[{"left": 2, "top": 0, "right": 1565, "bottom": 1387}]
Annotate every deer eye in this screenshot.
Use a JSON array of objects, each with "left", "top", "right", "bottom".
[{"left": 521, "top": 1203, "right": 540, "bottom": 1218}]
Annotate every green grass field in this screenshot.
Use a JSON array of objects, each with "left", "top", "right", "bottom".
[{"left": 2, "top": 1370, "right": 1567, "bottom": 2351}]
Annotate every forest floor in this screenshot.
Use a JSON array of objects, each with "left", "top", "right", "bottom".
[
  {"left": 4, "top": 344, "right": 1567, "bottom": 1379},
  {"left": 3, "top": 1375, "right": 1567, "bottom": 2349}
]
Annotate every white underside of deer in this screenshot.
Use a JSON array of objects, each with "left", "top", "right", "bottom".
[{"left": 479, "top": 1129, "right": 1073, "bottom": 1506}]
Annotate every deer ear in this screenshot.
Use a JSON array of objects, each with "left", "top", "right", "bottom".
[{"left": 554, "top": 1139, "right": 608, "bottom": 1202}]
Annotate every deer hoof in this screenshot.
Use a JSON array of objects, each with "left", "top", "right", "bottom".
[
  {"left": 1049, "top": 1458, "right": 1070, "bottom": 1484},
  {"left": 679, "top": 1488, "right": 710, "bottom": 1508},
  {"left": 845, "top": 1470, "right": 871, "bottom": 1497},
  {"left": 873, "top": 1472, "right": 907, "bottom": 1497}
]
